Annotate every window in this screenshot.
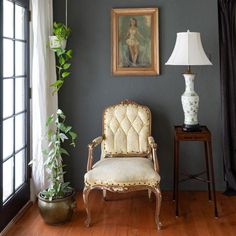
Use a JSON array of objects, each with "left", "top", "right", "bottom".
[{"left": 0, "top": 0, "right": 30, "bottom": 231}]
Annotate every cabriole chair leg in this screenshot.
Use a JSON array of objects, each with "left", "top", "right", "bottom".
[
  {"left": 83, "top": 186, "right": 92, "bottom": 227},
  {"left": 152, "top": 186, "right": 162, "bottom": 230}
]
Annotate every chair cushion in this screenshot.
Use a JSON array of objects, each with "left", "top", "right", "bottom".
[
  {"left": 102, "top": 102, "right": 151, "bottom": 157},
  {"left": 84, "top": 157, "right": 160, "bottom": 188}
]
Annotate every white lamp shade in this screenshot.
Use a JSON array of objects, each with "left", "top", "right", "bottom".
[{"left": 165, "top": 30, "right": 212, "bottom": 66}]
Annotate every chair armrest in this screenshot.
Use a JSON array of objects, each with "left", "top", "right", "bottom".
[
  {"left": 148, "top": 136, "right": 160, "bottom": 172},
  {"left": 87, "top": 136, "right": 104, "bottom": 171},
  {"left": 88, "top": 136, "right": 103, "bottom": 149}
]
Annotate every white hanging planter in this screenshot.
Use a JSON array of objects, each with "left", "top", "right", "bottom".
[{"left": 49, "top": 36, "right": 67, "bottom": 50}]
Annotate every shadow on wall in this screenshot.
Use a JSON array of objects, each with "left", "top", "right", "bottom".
[{"left": 151, "top": 107, "right": 173, "bottom": 190}]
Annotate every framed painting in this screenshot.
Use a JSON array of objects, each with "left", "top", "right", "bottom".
[{"left": 112, "top": 8, "right": 159, "bottom": 76}]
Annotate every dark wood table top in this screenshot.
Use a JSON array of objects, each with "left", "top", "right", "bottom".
[{"left": 174, "top": 126, "right": 211, "bottom": 141}]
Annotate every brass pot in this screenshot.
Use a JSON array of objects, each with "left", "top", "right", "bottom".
[{"left": 38, "top": 190, "right": 76, "bottom": 225}]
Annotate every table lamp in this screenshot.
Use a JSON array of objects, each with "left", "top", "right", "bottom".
[{"left": 165, "top": 30, "right": 212, "bottom": 132}]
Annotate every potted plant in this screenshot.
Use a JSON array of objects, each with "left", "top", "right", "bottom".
[
  {"left": 33, "top": 22, "right": 77, "bottom": 225},
  {"left": 49, "top": 22, "right": 71, "bottom": 50}
]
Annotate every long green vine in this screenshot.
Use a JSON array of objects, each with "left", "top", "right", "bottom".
[{"left": 42, "top": 22, "right": 77, "bottom": 200}]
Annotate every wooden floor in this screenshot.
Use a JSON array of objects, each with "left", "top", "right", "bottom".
[{"left": 4, "top": 191, "right": 236, "bottom": 236}]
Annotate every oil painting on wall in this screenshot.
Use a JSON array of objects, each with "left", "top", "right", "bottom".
[{"left": 112, "top": 8, "right": 159, "bottom": 76}]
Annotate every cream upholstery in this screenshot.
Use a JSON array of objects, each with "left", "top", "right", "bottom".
[
  {"left": 85, "top": 157, "right": 160, "bottom": 187},
  {"left": 102, "top": 102, "right": 151, "bottom": 157}
]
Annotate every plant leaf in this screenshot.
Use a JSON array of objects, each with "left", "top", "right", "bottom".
[
  {"left": 46, "top": 114, "right": 54, "bottom": 126},
  {"left": 59, "top": 133, "right": 68, "bottom": 142},
  {"left": 56, "top": 48, "right": 65, "bottom": 57},
  {"left": 64, "top": 126, "right": 72, "bottom": 133},
  {"left": 63, "top": 63, "right": 71, "bottom": 70},
  {"left": 70, "top": 142, "right": 76, "bottom": 147},
  {"left": 62, "top": 71, "right": 70, "bottom": 78},
  {"left": 50, "top": 80, "right": 63, "bottom": 88},
  {"left": 66, "top": 50, "right": 72, "bottom": 58},
  {"left": 52, "top": 84, "right": 63, "bottom": 95},
  {"left": 57, "top": 109, "right": 65, "bottom": 117},
  {"left": 57, "top": 109, "right": 63, "bottom": 115},
  {"left": 57, "top": 123, "right": 66, "bottom": 132},
  {"left": 59, "top": 56, "right": 65, "bottom": 65},
  {"left": 60, "top": 147, "right": 69, "bottom": 156},
  {"left": 69, "top": 131, "right": 77, "bottom": 140}
]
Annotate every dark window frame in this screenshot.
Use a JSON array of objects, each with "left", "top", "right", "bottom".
[{"left": 0, "top": 0, "right": 30, "bottom": 231}]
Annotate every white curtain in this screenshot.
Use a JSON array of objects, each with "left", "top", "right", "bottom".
[{"left": 31, "top": 0, "right": 57, "bottom": 196}]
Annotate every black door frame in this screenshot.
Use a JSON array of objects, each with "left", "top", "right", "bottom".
[{"left": 0, "top": 0, "right": 30, "bottom": 231}]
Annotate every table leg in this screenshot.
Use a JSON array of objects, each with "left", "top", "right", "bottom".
[
  {"left": 207, "top": 140, "right": 218, "bottom": 217},
  {"left": 173, "top": 139, "right": 176, "bottom": 201},
  {"left": 175, "top": 140, "right": 180, "bottom": 217},
  {"left": 204, "top": 141, "right": 211, "bottom": 201}
]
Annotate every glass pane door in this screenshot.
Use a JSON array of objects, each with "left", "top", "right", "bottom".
[{"left": 0, "top": 0, "right": 30, "bottom": 231}]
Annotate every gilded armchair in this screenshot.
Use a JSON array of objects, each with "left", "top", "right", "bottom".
[{"left": 83, "top": 100, "right": 162, "bottom": 229}]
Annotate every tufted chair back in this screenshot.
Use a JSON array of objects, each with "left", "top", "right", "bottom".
[{"left": 101, "top": 100, "right": 151, "bottom": 158}]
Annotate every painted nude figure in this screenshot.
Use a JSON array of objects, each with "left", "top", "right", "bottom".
[{"left": 126, "top": 18, "right": 144, "bottom": 65}]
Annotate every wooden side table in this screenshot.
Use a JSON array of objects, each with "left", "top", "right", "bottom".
[{"left": 173, "top": 126, "right": 218, "bottom": 217}]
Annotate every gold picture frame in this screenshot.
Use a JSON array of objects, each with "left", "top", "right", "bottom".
[{"left": 112, "top": 8, "right": 159, "bottom": 76}]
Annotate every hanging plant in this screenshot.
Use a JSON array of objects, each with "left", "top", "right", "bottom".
[
  {"left": 50, "top": 22, "right": 72, "bottom": 93},
  {"left": 53, "top": 22, "right": 71, "bottom": 40},
  {"left": 40, "top": 21, "right": 76, "bottom": 201},
  {"left": 30, "top": 20, "right": 78, "bottom": 225},
  {"left": 51, "top": 47, "right": 72, "bottom": 94},
  {"left": 49, "top": 22, "right": 71, "bottom": 50}
]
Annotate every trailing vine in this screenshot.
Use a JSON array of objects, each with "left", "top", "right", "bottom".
[
  {"left": 50, "top": 23, "right": 72, "bottom": 93},
  {"left": 51, "top": 48, "right": 72, "bottom": 93},
  {"left": 31, "top": 22, "right": 77, "bottom": 200}
]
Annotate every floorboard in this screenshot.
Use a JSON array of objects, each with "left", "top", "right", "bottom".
[{"left": 4, "top": 191, "right": 236, "bottom": 236}]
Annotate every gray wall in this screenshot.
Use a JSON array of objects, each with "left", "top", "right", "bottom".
[{"left": 54, "top": 0, "right": 224, "bottom": 191}]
